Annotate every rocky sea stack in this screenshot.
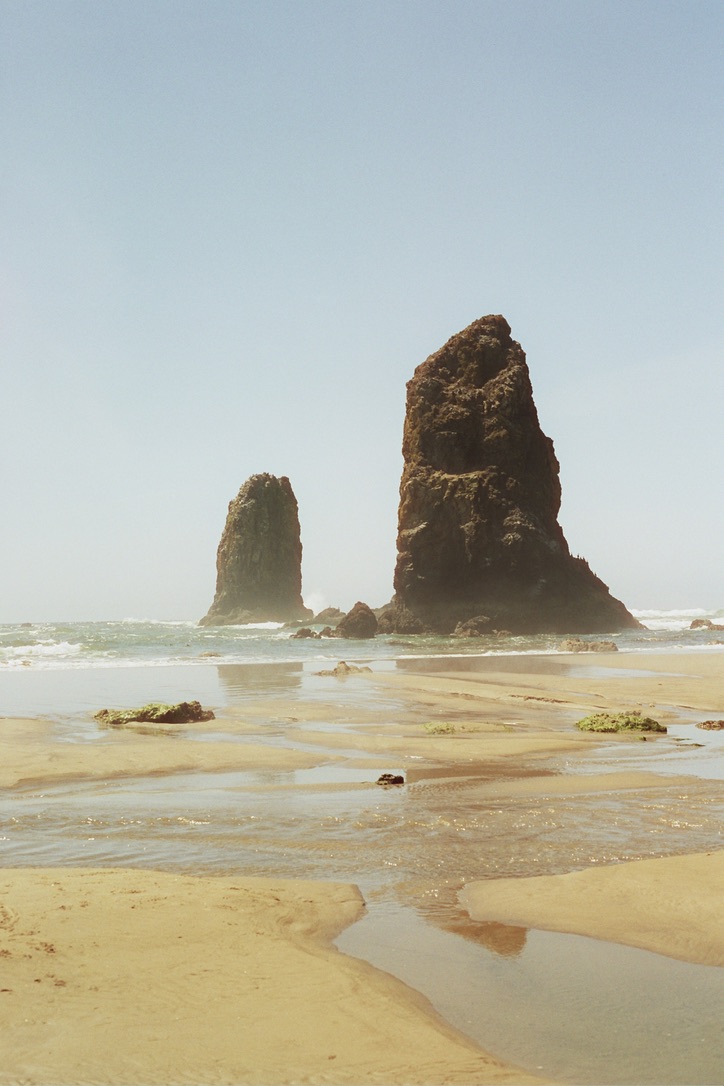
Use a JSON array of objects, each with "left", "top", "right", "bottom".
[
  {"left": 379, "top": 315, "right": 640, "bottom": 635},
  {"left": 200, "top": 474, "right": 312, "bottom": 626}
]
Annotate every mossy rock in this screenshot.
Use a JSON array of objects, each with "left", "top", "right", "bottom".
[
  {"left": 576, "top": 710, "right": 666, "bottom": 734},
  {"left": 94, "top": 700, "right": 215, "bottom": 729},
  {"left": 423, "top": 721, "right": 456, "bottom": 735}
]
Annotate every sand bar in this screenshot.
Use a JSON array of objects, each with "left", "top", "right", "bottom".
[
  {"left": 0, "top": 867, "right": 542, "bottom": 1085},
  {"left": 460, "top": 849, "right": 724, "bottom": 966}
]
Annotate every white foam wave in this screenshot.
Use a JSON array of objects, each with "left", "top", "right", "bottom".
[
  {"left": 120, "top": 618, "right": 197, "bottom": 627},
  {"left": 1, "top": 640, "right": 84, "bottom": 670},
  {"left": 9, "top": 640, "right": 81, "bottom": 658},
  {"left": 631, "top": 608, "right": 710, "bottom": 632},
  {"left": 0, "top": 648, "right": 292, "bottom": 671},
  {"left": 232, "top": 622, "right": 285, "bottom": 631}
]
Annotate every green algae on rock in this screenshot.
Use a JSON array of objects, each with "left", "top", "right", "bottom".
[
  {"left": 95, "top": 701, "right": 215, "bottom": 729},
  {"left": 576, "top": 711, "right": 666, "bottom": 733}
]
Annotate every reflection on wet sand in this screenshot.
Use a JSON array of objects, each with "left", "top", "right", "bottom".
[{"left": 216, "top": 661, "right": 303, "bottom": 700}]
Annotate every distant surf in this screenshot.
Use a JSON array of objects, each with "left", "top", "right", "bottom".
[{"left": 1, "top": 607, "right": 723, "bottom": 673}]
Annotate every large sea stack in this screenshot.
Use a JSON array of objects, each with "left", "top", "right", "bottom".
[
  {"left": 381, "top": 315, "right": 640, "bottom": 635},
  {"left": 200, "top": 474, "right": 312, "bottom": 626}
]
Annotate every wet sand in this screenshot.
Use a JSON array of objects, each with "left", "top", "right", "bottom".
[{"left": 1, "top": 649, "right": 723, "bottom": 1083}]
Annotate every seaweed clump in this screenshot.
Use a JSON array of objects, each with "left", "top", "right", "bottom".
[
  {"left": 95, "top": 701, "right": 215, "bottom": 729},
  {"left": 576, "top": 711, "right": 666, "bottom": 734}
]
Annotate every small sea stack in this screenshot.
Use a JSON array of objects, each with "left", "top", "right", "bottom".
[
  {"left": 200, "top": 474, "right": 312, "bottom": 626},
  {"left": 379, "top": 315, "right": 640, "bottom": 635}
]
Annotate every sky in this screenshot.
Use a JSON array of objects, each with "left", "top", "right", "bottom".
[{"left": 1, "top": 0, "right": 722, "bottom": 624}]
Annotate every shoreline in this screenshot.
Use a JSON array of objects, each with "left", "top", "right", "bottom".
[{"left": 1, "top": 648, "right": 723, "bottom": 1083}]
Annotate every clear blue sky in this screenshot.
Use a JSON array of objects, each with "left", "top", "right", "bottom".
[{"left": 2, "top": 0, "right": 722, "bottom": 623}]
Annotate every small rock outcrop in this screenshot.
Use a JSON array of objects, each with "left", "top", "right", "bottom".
[
  {"left": 690, "top": 618, "right": 724, "bottom": 631},
  {"left": 334, "top": 601, "right": 378, "bottom": 639},
  {"left": 200, "top": 474, "right": 312, "bottom": 626},
  {"left": 380, "top": 315, "right": 640, "bottom": 635},
  {"left": 313, "top": 607, "right": 345, "bottom": 625}
]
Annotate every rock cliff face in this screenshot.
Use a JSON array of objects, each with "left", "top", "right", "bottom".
[
  {"left": 381, "top": 315, "right": 640, "bottom": 635},
  {"left": 200, "top": 474, "right": 312, "bottom": 626}
]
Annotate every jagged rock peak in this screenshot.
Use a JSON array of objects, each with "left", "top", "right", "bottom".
[
  {"left": 380, "top": 315, "right": 640, "bottom": 635},
  {"left": 199, "top": 473, "right": 312, "bottom": 626}
]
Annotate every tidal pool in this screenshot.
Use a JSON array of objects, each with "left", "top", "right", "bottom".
[{"left": 337, "top": 902, "right": 724, "bottom": 1086}]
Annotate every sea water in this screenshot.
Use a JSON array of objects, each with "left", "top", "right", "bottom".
[
  {"left": 2, "top": 606, "right": 724, "bottom": 676},
  {"left": 1, "top": 608, "right": 723, "bottom": 1084}
]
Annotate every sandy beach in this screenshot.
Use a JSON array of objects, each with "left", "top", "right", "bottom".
[{"left": 1, "top": 648, "right": 723, "bottom": 1083}]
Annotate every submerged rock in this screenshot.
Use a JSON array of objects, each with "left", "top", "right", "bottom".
[
  {"left": 315, "top": 660, "right": 373, "bottom": 677},
  {"left": 200, "top": 474, "right": 312, "bottom": 626},
  {"left": 559, "top": 638, "right": 618, "bottom": 653},
  {"left": 381, "top": 315, "right": 640, "bottom": 635},
  {"left": 95, "top": 701, "right": 215, "bottom": 729},
  {"left": 451, "top": 615, "right": 493, "bottom": 638}
]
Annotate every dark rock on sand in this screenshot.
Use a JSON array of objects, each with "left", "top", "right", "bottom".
[
  {"left": 334, "top": 601, "right": 378, "bottom": 639},
  {"left": 697, "top": 719, "right": 724, "bottom": 730},
  {"left": 376, "top": 773, "right": 405, "bottom": 786},
  {"left": 95, "top": 701, "right": 215, "bottom": 729},
  {"left": 381, "top": 315, "right": 640, "bottom": 636},
  {"left": 200, "top": 474, "right": 313, "bottom": 626}
]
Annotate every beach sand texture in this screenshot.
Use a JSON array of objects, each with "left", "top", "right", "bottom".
[
  {"left": 1, "top": 649, "right": 723, "bottom": 1083},
  {"left": 0, "top": 868, "right": 538, "bottom": 1086}
]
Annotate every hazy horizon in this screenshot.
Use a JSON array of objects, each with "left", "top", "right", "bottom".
[{"left": 2, "top": 1, "right": 722, "bottom": 625}]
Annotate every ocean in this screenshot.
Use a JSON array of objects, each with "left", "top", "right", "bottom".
[{"left": 1, "top": 605, "right": 723, "bottom": 718}]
